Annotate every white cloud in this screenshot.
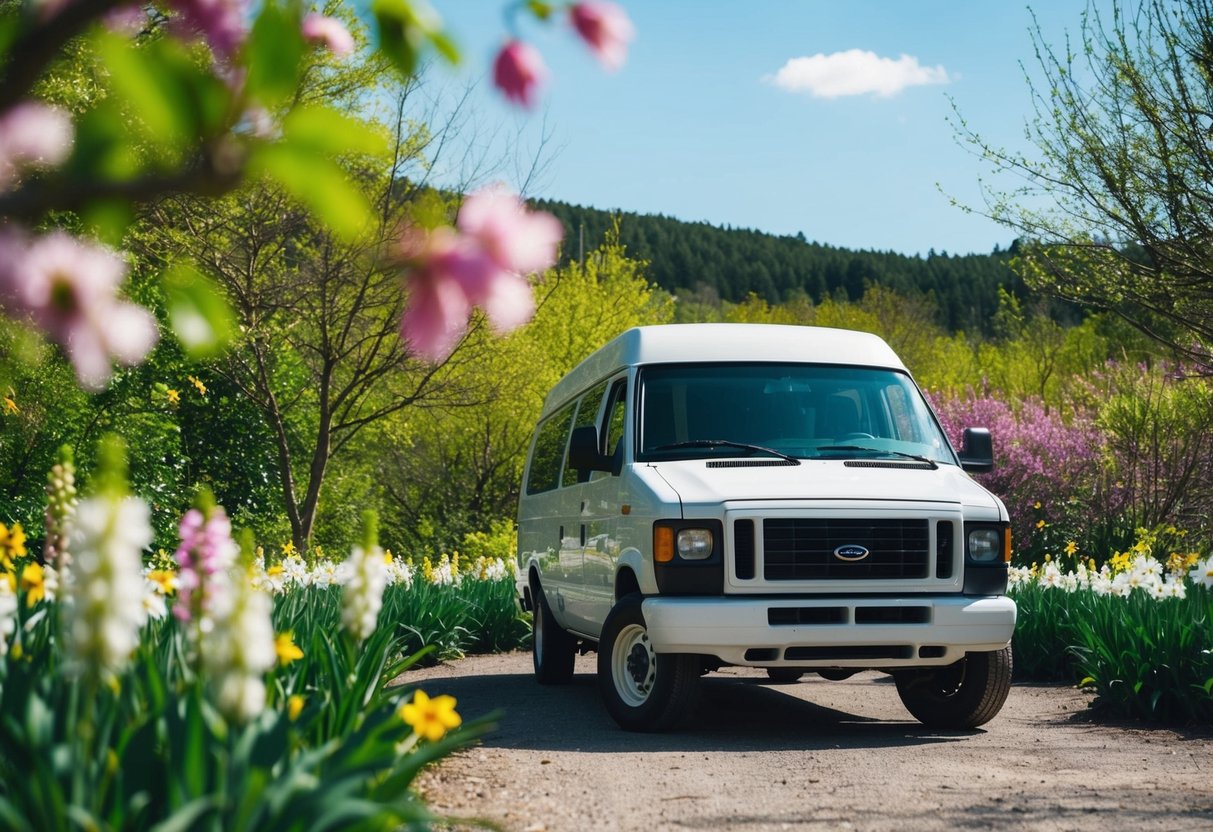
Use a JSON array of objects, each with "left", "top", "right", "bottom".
[{"left": 766, "top": 49, "right": 951, "bottom": 98}]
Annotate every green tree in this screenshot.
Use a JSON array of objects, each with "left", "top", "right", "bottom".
[{"left": 958, "top": 0, "right": 1213, "bottom": 362}]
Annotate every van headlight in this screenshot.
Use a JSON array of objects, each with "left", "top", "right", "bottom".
[
  {"left": 677, "top": 528, "right": 714, "bottom": 560},
  {"left": 966, "top": 525, "right": 1005, "bottom": 563}
]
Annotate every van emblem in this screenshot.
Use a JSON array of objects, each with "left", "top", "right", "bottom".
[{"left": 833, "top": 544, "right": 870, "bottom": 562}]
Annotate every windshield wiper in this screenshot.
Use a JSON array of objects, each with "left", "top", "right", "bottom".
[
  {"left": 813, "top": 445, "right": 938, "bottom": 469},
  {"left": 655, "top": 439, "right": 800, "bottom": 465}
]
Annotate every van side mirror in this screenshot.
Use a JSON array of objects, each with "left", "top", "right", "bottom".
[
  {"left": 568, "top": 425, "right": 614, "bottom": 474},
  {"left": 958, "top": 427, "right": 994, "bottom": 474}
]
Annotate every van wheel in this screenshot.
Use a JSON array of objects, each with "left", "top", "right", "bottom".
[
  {"left": 894, "top": 646, "right": 1012, "bottom": 729},
  {"left": 598, "top": 594, "right": 699, "bottom": 732},
  {"left": 531, "top": 580, "right": 576, "bottom": 684},
  {"left": 766, "top": 668, "right": 804, "bottom": 684}
]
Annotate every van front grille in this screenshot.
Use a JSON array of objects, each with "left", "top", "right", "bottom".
[{"left": 763, "top": 518, "right": 930, "bottom": 580}]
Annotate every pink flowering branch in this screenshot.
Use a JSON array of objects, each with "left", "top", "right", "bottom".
[
  {"left": 397, "top": 185, "right": 562, "bottom": 361},
  {"left": 490, "top": 1, "right": 634, "bottom": 107}
]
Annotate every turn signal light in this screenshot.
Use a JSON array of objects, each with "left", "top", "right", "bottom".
[{"left": 654, "top": 526, "right": 674, "bottom": 563}]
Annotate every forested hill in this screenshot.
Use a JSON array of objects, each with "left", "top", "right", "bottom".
[{"left": 533, "top": 199, "right": 1028, "bottom": 335}]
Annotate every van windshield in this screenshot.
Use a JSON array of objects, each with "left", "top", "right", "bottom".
[{"left": 636, "top": 363, "right": 955, "bottom": 465}]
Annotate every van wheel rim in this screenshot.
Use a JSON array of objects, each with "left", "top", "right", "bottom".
[{"left": 612, "top": 623, "right": 656, "bottom": 707}]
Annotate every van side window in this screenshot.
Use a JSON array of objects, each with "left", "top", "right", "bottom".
[
  {"left": 526, "top": 401, "right": 577, "bottom": 494},
  {"left": 562, "top": 380, "right": 610, "bottom": 486},
  {"left": 603, "top": 379, "right": 627, "bottom": 459}
]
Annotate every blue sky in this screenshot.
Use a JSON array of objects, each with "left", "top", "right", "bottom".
[{"left": 427, "top": 2, "right": 1100, "bottom": 257}]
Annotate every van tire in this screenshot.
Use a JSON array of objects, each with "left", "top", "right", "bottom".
[
  {"left": 531, "top": 580, "right": 576, "bottom": 685},
  {"left": 597, "top": 594, "right": 700, "bottom": 732},
  {"left": 766, "top": 668, "right": 804, "bottom": 684},
  {"left": 894, "top": 646, "right": 1012, "bottom": 729}
]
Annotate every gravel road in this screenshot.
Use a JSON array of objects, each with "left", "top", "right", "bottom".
[{"left": 406, "top": 651, "right": 1213, "bottom": 831}]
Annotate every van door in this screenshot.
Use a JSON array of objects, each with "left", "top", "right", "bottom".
[
  {"left": 518, "top": 399, "right": 578, "bottom": 624},
  {"left": 552, "top": 379, "right": 611, "bottom": 633},
  {"left": 580, "top": 376, "right": 629, "bottom": 635}
]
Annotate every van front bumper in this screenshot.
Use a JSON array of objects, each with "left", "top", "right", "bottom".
[{"left": 641, "top": 595, "right": 1016, "bottom": 668}]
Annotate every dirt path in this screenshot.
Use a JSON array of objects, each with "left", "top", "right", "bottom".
[{"left": 406, "top": 652, "right": 1213, "bottom": 831}]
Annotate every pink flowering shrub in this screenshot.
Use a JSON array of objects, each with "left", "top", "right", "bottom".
[{"left": 930, "top": 391, "right": 1126, "bottom": 564}]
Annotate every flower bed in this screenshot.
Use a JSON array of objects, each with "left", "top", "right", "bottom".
[
  {"left": 1009, "top": 532, "right": 1213, "bottom": 724},
  {"left": 0, "top": 442, "right": 528, "bottom": 828}
]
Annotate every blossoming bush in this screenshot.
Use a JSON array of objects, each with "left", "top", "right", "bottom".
[
  {"left": 930, "top": 389, "right": 1130, "bottom": 564},
  {"left": 1008, "top": 528, "right": 1213, "bottom": 724},
  {"left": 0, "top": 440, "right": 526, "bottom": 828}
]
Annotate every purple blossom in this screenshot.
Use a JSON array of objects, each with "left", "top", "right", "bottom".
[{"left": 931, "top": 391, "right": 1114, "bottom": 552}]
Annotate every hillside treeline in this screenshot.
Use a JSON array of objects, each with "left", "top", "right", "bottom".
[{"left": 535, "top": 199, "right": 1036, "bottom": 335}]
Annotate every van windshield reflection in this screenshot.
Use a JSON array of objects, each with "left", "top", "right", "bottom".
[{"left": 637, "top": 363, "right": 954, "bottom": 465}]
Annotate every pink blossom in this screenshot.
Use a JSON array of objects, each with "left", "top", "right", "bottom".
[
  {"left": 301, "top": 13, "right": 355, "bottom": 56},
  {"left": 173, "top": 506, "right": 238, "bottom": 623},
  {"left": 0, "top": 101, "right": 73, "bottom": 190},
  {"left": 169, "top": 0, "right": 248, "bottom": 60},
  {"left": 457, "top": 186, "right": 563, "bottom": 275},
  {"left": 5, "top": 231, "right": 158, "bottom": 390},
  {"left": 397, "top": 189, "right": 562, "bottom": 361},
  {"left": 398, "top": 228, "right": 481, "bottom": 362},
  {"left": 492, "top": 40, "right": 548, "bottom": 108},
  {"left": 569, "top": 2, "right": 634, "bottom": 71}
]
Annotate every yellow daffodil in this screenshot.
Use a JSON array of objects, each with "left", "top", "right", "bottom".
[
  {"left": 0, "top": 523, "right": 27, "bottom": 570},
  {"left": 267, "top": 564, "right": 284, "bottom": 577},
  {"left": 399, "top": 689, "right": 461, "bottom": 742},
  {"left": 281, "top": 541, "right": 297, "bottom": 557},
  {"left": 1035, "top": 519, "right": 1046, "bottom": 530},
  {"left": 147, "top": 569, "right": 178, "bottom": 595},
  {"left": 1033, "top": 501, "right": 1042, "bottom": 510},
  {"left": 275, "top": 631, "right": 304, "bottom": 666},
  {"left": 287, "top": 694, "right": 305, "bottom": 721},
  {"left": 20, "top": 562, "right": 45, "bottom": 607},
  {"left": 1064, "top": 541, "right": 1077, "bottom": 556},
  {"left": 166, "top": 389, "right": 180, "bottom": 406}
]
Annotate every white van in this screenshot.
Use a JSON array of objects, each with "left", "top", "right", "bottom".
[{"left": 516, "top": 323, "right": 1016, "bottom": 732}]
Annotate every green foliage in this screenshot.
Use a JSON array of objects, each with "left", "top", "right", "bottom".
[
  {"left": 537, "top": 198, "right": 1033, "bottom": 335},
  {"left": 1071, "top": 587, "right": 1213, "bottom": 724}
]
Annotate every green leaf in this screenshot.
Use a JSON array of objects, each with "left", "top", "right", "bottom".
[
  {"left": 80, "top": 199, "right": 134, "bottom": 246},
  {"left": 246, "top": 0, "right": 305, "bottom": 108},
  {"left": 95, "top": 33, "right": 193, "bottom": 147},
  {"left": 527, "top": 0, "right": 555, "bottom": 21},
  {"left": 428, "top": 31, "right": 460, "bottom": 65},
  {"left": 248, "top": 144, "right": 373, "bottom": 241},
  {"left": 162, "top": 262, "right": 236, "bottom": 359},
  {"left": 372, "top": 0, "right": 447, "bottom": 77},
  {"left": 281, "top": 106, "right": 389, "bottom": 159}
]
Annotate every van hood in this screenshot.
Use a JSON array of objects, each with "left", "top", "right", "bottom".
[{"left": 646, "top": 459, "right": 1002, "bottom": 511}]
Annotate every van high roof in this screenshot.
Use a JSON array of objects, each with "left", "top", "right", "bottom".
[{"left": 545, "top": 324, "right": 908, "bottom": 413}]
